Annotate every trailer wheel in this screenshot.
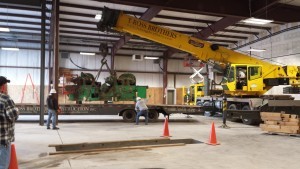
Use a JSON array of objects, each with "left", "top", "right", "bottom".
[
  {"left": 122, "top": 110, "right": 136, "bottom": 122},
  {"left": 241, "top": 105, "right": 258, "bottom": 125},
  {"left": 148, "top": 110, "right": 159, "bottom": 122},
  {"left": 228, "top": 104, "right": 241, "bottom": 122}
]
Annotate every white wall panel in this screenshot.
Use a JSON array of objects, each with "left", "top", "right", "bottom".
[
  {"left": 62, "top": 53, "right": 108, "bottom": 70},
  {"left": 239, "top": 25, "right": 300, "bottom": 65},
  {"left": 0, "top": 49, "right": 50, "bottom": 85},
  {"left": 175, "top": 75, "right": 192, "bottom": 88},
  {"left": 114, "top": 56, "right": 161, "bottom": 71},
  {"left": 168, "top": 59, "right": 194, "bottom": 73},
  {"left": 131, "top": 73, "right": 162, "bottom": 87}
]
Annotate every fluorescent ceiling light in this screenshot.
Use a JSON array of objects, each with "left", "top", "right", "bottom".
[
  {"left": 0, "top": 27, "right": 10, "bottom": 32},
  {"left": 80, "top": 52, "right": 95, "bottom": 55},
  {"left": 247, "top": 48, "right": 266, "bottom": 52},
  {"left": 242, "top": 17, "right": 273, "bottom": 25},
  {"left": 95, "top": 14, "right": 102, "bottom": 20},
  {"left": 1, "top": 47, "right": 19, "bottom": 51},
  {"left": 144, "top": 56, "right": 159, "bottom": 60}
]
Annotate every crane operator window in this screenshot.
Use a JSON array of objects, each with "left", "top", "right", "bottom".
[{"left": 248, "top": 66, "right": 262, "bottom": 80}]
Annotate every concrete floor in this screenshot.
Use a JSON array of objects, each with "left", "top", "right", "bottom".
[{"left": 15, "top": 115, "right": 300, "bottom": 169}]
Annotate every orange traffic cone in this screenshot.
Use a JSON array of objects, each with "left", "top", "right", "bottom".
[
  {"left": 206, "top": 122, "right": 220, "bottom": 145},
  {"left": 9, "top": 144, "right": 19, "bottom": 169},
  {"left": 161, "top": 117, "right": 171, "bottom": 137}
]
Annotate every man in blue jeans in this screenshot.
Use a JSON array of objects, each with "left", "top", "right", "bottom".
[
  {"left": 46, "top": 89, "right": 59, "bottom": 130},
  {"left": 135, "top": 97, "right": 149, "bottom": 125},
  {"left": 0, "top": 76, "right": 19, "bottom": 169}
]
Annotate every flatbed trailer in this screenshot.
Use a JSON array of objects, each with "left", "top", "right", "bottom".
[
  {"left": 197, "top": 95, "right": 300, "bottom": 125},
  {"left": 16, "top": 103, "right": 204, "bottom": 122}
]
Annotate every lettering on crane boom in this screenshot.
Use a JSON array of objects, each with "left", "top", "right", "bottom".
[
  {"left": 127, "top": 17, "right": 177, "bottom": 40},
  {"left": 188, "top": 39, "right": 204, "bottom": 48}
]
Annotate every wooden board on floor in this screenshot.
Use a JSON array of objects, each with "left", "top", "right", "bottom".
[
  {"left": 49, "top": 138, "right": 197, "bottom": 152},
  {"left": 49, "top": 143, "right": 186, "bottom": 155}
]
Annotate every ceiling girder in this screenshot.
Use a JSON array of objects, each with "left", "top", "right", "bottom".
[
  {"left": 0, "top": 0, "right": 41, "bottom": 7},
  {"left": 101, "top": 0, "right": 300, "bottom": 23},
  {"left": 194, "top": 17, "right": 242, "bottom": 39}
]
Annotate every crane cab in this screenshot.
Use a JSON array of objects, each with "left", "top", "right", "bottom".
[{"left": 222, "top": 64, "right": 263, "bottom": 95}]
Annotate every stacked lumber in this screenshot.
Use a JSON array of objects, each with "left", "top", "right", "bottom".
[{"left": 260, "top": 112, "right": 300, "bottom": 134}]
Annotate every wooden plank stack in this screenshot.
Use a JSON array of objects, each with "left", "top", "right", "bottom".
[{"left": 260, "top": 112, "right": 300, "bottom": 134}]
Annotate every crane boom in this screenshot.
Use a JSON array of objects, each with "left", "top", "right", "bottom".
[{"left": 97, "top": 7, "right": 300, "bottom": 95}]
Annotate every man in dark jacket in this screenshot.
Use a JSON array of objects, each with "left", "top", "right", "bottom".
[
  {"left": 0, "top": 76, "right": 19, "bottom": 168},
  {"left": 46, "top": 89, "right": 59, "bottom": 130}
]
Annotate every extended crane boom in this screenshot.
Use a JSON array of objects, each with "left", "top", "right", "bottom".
[{"left": 97, "top": 7, "right": 300, "bottom": 96}]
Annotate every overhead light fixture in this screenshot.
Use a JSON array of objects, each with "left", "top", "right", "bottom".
[
  {"left": 1, "top": 47, "right": 19, "bottom": 51},
  {"left": 95, "top": 14, "right": 102, "bottom": 20},
  {"left": 80, "top": 52, "right": 95, "bottom": 55},
  {"left": 242, "top": 17, "right": 273, "bottom": 25},
  {"left": 0, "top": 27, "right": 10, "bottom": 32},
  {"left": 247, "top": 48, "right": 266, "bottom": 52},
  {"left": 144, "top": 56, "right": 159, "bottom": 60}
]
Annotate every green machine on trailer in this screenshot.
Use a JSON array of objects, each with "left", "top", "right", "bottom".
[
  {"left": 64, "top": 46, "right": 147, "bottom": 103},
  {"left": 64, "top": 72, "right": 147, "bottom": 103}
]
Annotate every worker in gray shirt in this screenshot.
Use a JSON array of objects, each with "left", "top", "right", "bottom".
[{"left": 135, "top": 97, "right": 148, "bottom": 125}]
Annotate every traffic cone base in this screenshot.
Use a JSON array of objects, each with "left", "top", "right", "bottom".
[
  {"left": 161, "top": 117, "right": 171, "bottom": 137},
  {"left": 206, "top": 122, "right": 220, "bottom": 146},
  {"left": 205, "top": 142, "right": 220, "bottom": 145},
  {"left": 9, "top": 144, "right": 19, "bottom": 169}
]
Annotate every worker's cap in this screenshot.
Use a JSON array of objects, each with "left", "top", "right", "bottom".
[
  {"left": 0, "top": 76, "right": 10, "bottom": 86},
  {"left": 49, "top": 89, "right": 57, "bottom": 94},
  {"left": 136, "top": 97, "right": 141, "bottom": 101}
]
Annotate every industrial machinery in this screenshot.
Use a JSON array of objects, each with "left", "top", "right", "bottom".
[
  {"left": 64, "top": 49, "right": 147, "bottom": 103},
  {"left": 64, "top": 72, "right": 147, "bottom": 103},
  {"left": 182, "top": 83, "right": 204, "bottom": 105},
  {"left": 97, "top": 7, "right": 300, "bottom": 124}
]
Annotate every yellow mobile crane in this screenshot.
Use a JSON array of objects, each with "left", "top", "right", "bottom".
[{"left": 97, "top": 7, "right": 300, "bottom": 124}]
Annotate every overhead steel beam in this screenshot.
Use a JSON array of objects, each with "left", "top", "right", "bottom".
[
  {"left": 59, "top": 16, "right": 256, "bottom": 37},
  {"left": 112, "top": 6, "right": 162, "bottom": 54},
  {"left": 0, "top": 3, "right": 41, "bottom": 11},
  {"left": 258, "top": 4, "right": 300, "bottom": 23},
  {"left": 195, "top": 17, "right": 242, "bottom": 39},
  {"left": 101, "top": 0, "right": 300, "bottom": 23},
  {"left": 0, "top": 0, "right": 41, "bottom": 7}
]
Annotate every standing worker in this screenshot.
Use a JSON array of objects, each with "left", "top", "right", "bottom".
[
  {"left": 0, "top": 76, "right": 19, "bottom": 168},
  {"left": 135, "top": 97, "right": 149, "bottom": 125},
  {"left": 46, "top": 89, "right": 59, "bottom": 130}
]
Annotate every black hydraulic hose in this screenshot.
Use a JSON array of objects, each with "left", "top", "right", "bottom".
[{"left": 69, "top": 56, "right": 88, "bottom": 69}]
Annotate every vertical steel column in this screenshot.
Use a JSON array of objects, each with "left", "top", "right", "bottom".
[
  {"left": 39, "top": 0, "right": 46, "bottom": 126},
  {"left": 53, "top": 0, "right": 59, "bottom": 95},
  {"left": 163, "top": 54, "right": 168, "bottom": 104},
  {"left": 204, "top": 64, "right": 210, "bottom": 96},
  {"left": 53, "top": 0, "right": 60, "bottom": 124},
  {"left": 48, "top": 0, "right": 55, "bottom": 92}
]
